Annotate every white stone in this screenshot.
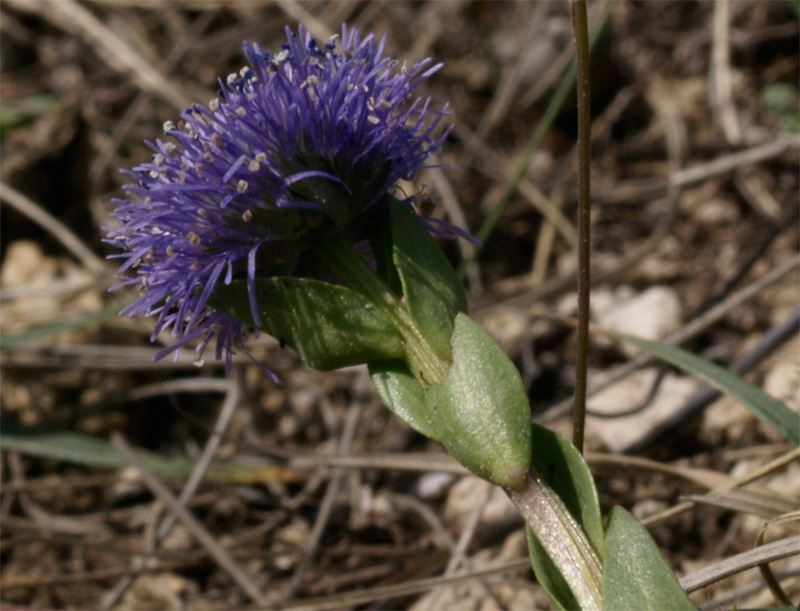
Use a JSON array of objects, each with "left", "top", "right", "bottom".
[
  {"left": 587, "top": 368, "right": 702, "bottom": 452},
  {"left": 443, "top": 475, "right": 517, "bottom": 530},
  {"left": 593, "top": 286, "right": 682, "bottom": 357}
]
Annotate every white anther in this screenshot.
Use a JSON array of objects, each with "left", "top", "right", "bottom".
[{"left": 237, "top": 180, "right": 249, "bottom": 193}]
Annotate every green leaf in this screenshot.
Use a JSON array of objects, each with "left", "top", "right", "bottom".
[
  {"left": 385, "top": 198, "right": 467, "bottom": 358},
  {"left": 526, "top": 527, "right": 577, "bottom": 611},
  {"left": 0, "top": 423, "right": 289, "bottom": 484},
  {"left": 616, "top": 333, "right": 800, "bottom": 446},
  {"left": 211, "top": 277, "right": 405, "bottom": 370},
  {"left": 530, "top": 424, "right": 604, "bottom": 552},
  {"left": 0, "top": 303, "right": 129, "bottom": 347},
  {"left": 426, "top": 313, "right": 532, "bottom": 488},
  {"left": 369, "top": 360, "right": 441, "bottom": 440},
  {"left": 603, "top": 506, "right": 697, "bottom": 610},
  {"left": 525, "top": 424, "right": 605, "bottom": 610}
]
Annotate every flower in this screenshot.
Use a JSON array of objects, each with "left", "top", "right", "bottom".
[{"left": 107, "top": 24, "right": 456, "bottom": 380}]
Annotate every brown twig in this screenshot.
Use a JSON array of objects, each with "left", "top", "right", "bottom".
[{"left": 110, "top": 432, "right": 270, "bottom": 607}]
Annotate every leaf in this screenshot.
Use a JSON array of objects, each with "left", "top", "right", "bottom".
[
  {"left": 384, "top": 198, "right": 467, "bottom": 359},
  {"left": 530, "top": 424, "right": 604, "bottom": 553},
  {"left": 0, "top": 303, "right": 128, "bottom": 347},
  {"left": 616, "top": 333, "right": 800, "bottom": 446},
  {"left": 0, "top": 423, "right": 290, "bottom": 485},
  {"left": 603, "top": 506, "right": 697, "bottom": 610},
  {"left": 369, "top": 360, "right": 441, "bottom": 440},
  {"left": 426, "top": 313, "right": 531, "bottom": 487},
  {"left": 211, "top": 276, "right": 405, "bottom": 370},
  {"left": 525, "top": 424, "right": 605, "bottom": 610},
  {"left": 526, "top": 527, "right": 578, "bottom": 611}
]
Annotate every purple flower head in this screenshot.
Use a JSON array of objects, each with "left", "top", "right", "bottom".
[{"left": 106, "top": 24, "right": 457, "bottom": 381}]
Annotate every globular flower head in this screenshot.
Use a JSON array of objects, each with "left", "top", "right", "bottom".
[{"left": 107, "top": 24, "right": 456, "bottom": 380}]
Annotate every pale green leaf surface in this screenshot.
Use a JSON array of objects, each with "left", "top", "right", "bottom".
[
  {"left": 369, "top": 360, "right": 441, "bottom": 440},
  {"left": 525, "top": 425, "right": 604, "bottom": 611},
  {"left": 387, "top": 199, "right": 467, "bottom": 358},
  {"left": 603, "top": 506, "right": 696, "bottom": 610},
  {"left": 426, "top": 313, "right": 532, "bottom": 487}
]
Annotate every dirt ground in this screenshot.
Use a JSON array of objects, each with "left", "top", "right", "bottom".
[{"left": 1, "top": 1, "right": 798, "bottom": 609}]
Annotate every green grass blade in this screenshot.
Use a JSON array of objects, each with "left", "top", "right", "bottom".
[
  {"left": 617, "top": 333, "right": 800, "bottom": 446},
  {"left": 0, "top": 423, "right": 290, "bottom": 484},
  {"left": 0, "top": 303, "right": 128, "bottom": 348},
  {"left": 458, "top": 0, "right": 616, "bottom": 278}
]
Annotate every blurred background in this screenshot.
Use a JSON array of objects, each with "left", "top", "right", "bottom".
[{"left": 1, "top": 1, "right": 798, "bottom": 609}]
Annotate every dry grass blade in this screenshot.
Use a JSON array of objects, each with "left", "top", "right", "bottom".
[
  {"left": 756, "top": 511, "right": 800, "bottom": 606},
  {"left": 678, "top": 534, "right": 800, "bottom": 594},
  {"left": 680, "top": 489, "right": 799, "bottom": 523},
  {"left": 101, "top": 375, "right": 243, "bottom": 609},
  {"left": 6, "top": 0, "right": 191, "bottom": 111},
  {"left": 110, "top": 433, "right": 271, "bottom": 607},
  {"left": 282, "top": 557, "right": 531, "bottom": 610},
  {"left": 0, "top": 182, "right": 107, "bottom": 274},
  {"left": 643, "top": 447, "right": 800, "bottom": 527},
  {"left": 285, "top": 382, "right": 366, "bottom": 598}
]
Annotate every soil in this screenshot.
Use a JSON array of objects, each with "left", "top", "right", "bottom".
[{"left": 1, "top": 1, "right": 798, "bottom": 610}]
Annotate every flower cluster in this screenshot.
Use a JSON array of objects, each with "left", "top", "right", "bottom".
[{"left": 107, "top": 24, "right": 453, "bottom": 378}]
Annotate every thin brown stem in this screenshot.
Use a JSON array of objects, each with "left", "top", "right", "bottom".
[{"left": 571, "top": 0, "right": 592, "bottom": 454}]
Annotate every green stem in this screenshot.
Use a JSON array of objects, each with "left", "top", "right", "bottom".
[
  {"left": 571, "top": 0, "right": 592, "bottom": 455},
  {"left": 508, "top": 470, "right": 603, "bottom": 611},
  {"left": 316, "top": 234, "right": 449, "bottom": 386}
]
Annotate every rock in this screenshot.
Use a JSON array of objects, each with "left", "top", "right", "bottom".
[
  {"left": 416, "top": 472, "right": 457, "bottom": 500},
  {"left": 763, "top": 351, "right": 799, "bottom": 413},
  {"left": 593, "top": 286, "right": 682, "bottom": 357},
  {"left": 443, "top": 476, "right": 518, "bottom": 532},
  {"left": 409, "top": 530, "right": 545, "bottom": 611},
  {"left": 587, "top": 369, "right": 702, "bottom": 452}
]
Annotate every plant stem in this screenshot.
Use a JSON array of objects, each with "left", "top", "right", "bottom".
[
  {"left": 571, "top": 0, "right": 592, "bottom": 455},
  {"left": 316, "top": 234, "right": 449, "bottom": 386},
  {"left": 507, "top": 470, "right": 603, "bottom": 611}
]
